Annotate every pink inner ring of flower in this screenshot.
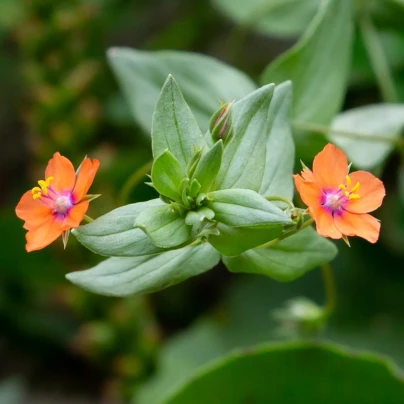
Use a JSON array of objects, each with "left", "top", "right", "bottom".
[
  {"left": 38, "top": 186, "right": 73, "bottom": 218},
  {"left": 321, "top": 188, "right": 348, "bottom": 216}
]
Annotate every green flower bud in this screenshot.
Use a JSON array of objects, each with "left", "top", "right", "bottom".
[{"left": 209, "top": 102, "right": 234, "bottom": 144}]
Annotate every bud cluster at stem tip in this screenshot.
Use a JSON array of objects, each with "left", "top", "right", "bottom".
[{"left": 209, "top": 101, "right": 234, "bottom": 144}]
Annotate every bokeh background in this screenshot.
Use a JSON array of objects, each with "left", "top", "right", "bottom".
[{"left": 1, "top": 0, "right": 404, "bottom": 402}]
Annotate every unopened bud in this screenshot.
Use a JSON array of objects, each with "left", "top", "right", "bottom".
[{"left": 209, "top": 102, "right": 234, "bottom": 143}]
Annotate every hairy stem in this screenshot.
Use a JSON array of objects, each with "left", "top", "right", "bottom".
[
  {"left": 321, "top": 263, "right": 336, "bottom": 318},
  {"left": 83, "top": 215, "right": 93, "bottom": 223},
  {"left": 265, "top": 195, "right": 295, "bottom": 209},
  {"left": 257, "top": 217, "right": 314, "bottom": 249}
]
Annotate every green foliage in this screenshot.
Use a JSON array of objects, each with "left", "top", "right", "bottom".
[
  {"left": 136, "top": 205, "right": 191, "bottom": 249},
  {"left": 166, "top": 342, "right": 404, "bottom": 404},
  {"left": 329, "top": 104, "right": 404, "bottom": 169},
  {"left": 212, "top": 0, "right": 320, "bottom": 37},
  {"left": 152, "top": 76, "right": 205, "bottom": 170},
  {"left": 151, "top": 150, "right": 187, "bottom": 202},
  {"left": 108, "top": 48, "right": 257, "bottom": 132},
  {"left": 191, "top": 140, "right": 223, "bottom": 193},
  {"left": 66, "top": 243, "right": 221, "bottom": 297},
  {"left": 261, "top": 0, "right": 353, "bottom": 126},
  {"left": 223, "top": 227, "right": 337, "bottom": 281},
  {"left": 216, "top": 84, "right": 275, "bottom": 191},
  {"left": 73, "top": 200, "right": 165, "bottom": 257}
]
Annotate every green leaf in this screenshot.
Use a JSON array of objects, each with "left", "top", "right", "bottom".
[
  {"left": 207, "top": 189, "right": 291, "bottom": 255},
  {"left": 212, "top": 0, "right": 320, "bottom": 37},
  {"left": 208, "top": 225, "right": 283, "bottom": 256},
  {"left": 108, "top": 48, "right": 257, "bottom": 133},
  {"left": 208, "top": 189, "right": 291, "bottom": 228},
  {"left": 216, "top": 84, "right": 275, "bottom": 192},
  {"left": 73, "top": 199, "right": 165, "bottom": 257},
  {"left": 261, "top": 0, "right": 353, "bottom": 126},
  {"left": 66, "top": 243, "right": 221, "bottom": 297},
  {"left": 166, "top": 342, "right": 404, "bottom": 404},
  {"left": 258, "top": 81, "right": 295, "bottom": 200},
  {"left": 191, "top": 140, "right": 223, "bottom": 193},
  {"left": 223, "top": 227, "right": 338, "bottom": 281},
  {"left": 185, "top": 208, "right": 215, "bottom": 226},
  {"left": 151, "top": 150, "right": 186, "bottom": 201},
  {"left": 329, "top": 104, "right": 404, "bottom": 169},
  {"left": 152, "top": 75, "right": 205, "bottom": 170},
  {"left": 136, "top": 205, "right": 192, "bottom": 248}
]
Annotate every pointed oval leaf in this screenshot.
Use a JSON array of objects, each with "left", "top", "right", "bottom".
[
  {"left": 152, "top": 149, "right": 186, "bottom": 202},
  {"left": 258, "top": 81, "right": 295, "bottom": 199},
  {"left": 261, "top": 0, "right": 353, "bottom": 126},
  {"left": 136, "top": 205, "right": 191, "bottom": 248},
  {"left": 216, "top": 84, "right": 275, "bottom": 191},
  {"left": 152, "top": 75, "right": 205, "bottom": 170},
  {"left": 329, "top": 104, "right": 404, "bottom": 169},
  {"left": 223, "top": 227, "right": 338, "bottom": 281},
  {"left": 192, "top": 140, "right": 223, "bottom": 193},
  {"left": 166, "top": 342, "right": 404, "bottom": 404},
  {"left": 212, "top": 0, "right": 321, "bottom": 38},
  {"left": 107, "top": 48, "right": 257, "bottom": 133},
  {"left": 73, "top": 199, "right": 165, "bottom": 257},
  {"left": 66, "top": 243, "right": 221, "bottom": 296},
  {"left": 209, "top": 224, "right": 283, "bottom": 256},
  {"left": 209, "top": 189, "right": 292, "bottom": 228}
]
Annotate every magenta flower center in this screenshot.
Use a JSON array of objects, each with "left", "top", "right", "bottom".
[
  {"left": 31, "top": 176, "right": 73, "bottom": 218},
  {"left": 322, "top": 189, "right": 348, "bottom": 213}
]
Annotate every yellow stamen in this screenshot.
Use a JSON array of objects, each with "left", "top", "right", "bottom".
[
  {"left": 338, "top": 184, "right": 346, "bottom": 191},
  {"left": 31, "top": 176, "right": 53, "bottom": 200},
  {"left": 344, "top": 191, "right": 349, "bottom": 197},
  {"left": 346, "top": 175, "right": 351, "bottom": 187},
  {"left": 351, "top": 182, "right": 360, "bottom": 193},
  {"left": 349, "top": 193, "right": 360, "bottom": 200}
]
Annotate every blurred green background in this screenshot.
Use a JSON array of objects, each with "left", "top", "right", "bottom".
[{"left": 1, "top": 0, "right": 404, "bottom": 402}]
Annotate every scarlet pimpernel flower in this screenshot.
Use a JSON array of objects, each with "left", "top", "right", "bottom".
[
  {"left": 16, "top": 152, "right": 100, "bottom": 252},
  {"left": 293, "top": 144, "right": 385, "bottom": 244}
]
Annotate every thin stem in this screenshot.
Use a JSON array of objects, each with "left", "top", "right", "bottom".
[
  {"left": 321, "top": 263, "right": 336, "bottom": 317},
  {"left": 83, "top": 215, "right": 93, "bottom": 223},
  {"left": 293, "top": 121, "right": 404, "bottom": 146},
  {"left": 118, "top": 159, "right": 153, "bottom": 205},
  {"left": 265, "top": 195, "right": 294, "bottom": 209},
  {"left": 358, "top": 10, "right": 398, "bottom": 103},
  {"left": 257, "top": 218, "right": 314, "bottom": 249}
]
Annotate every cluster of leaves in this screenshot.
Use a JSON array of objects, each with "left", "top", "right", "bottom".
[{"left": 67, "top": 75, "right": 337, "bottom": 296}]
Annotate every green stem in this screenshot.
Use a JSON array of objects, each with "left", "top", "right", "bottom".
[
  {"left": 358, "top": 10, "right": 398, "bottom": 103},
  {"left": 83, "top": 215, "right": 93, "bottom": 223},
  {"left": 293, "top": 121, "right": 403, "bottom": 146},
  {"left": 265, "top": 195, "right": 295, "bottom": 209},
  {"left": 321, "top": 263, "right": 336, "bottom": 318},
  {"left": 118, "top": 159, "right": 153, "bottom": 205},
  {"left": 257, "top": 218, "right": 314, "bottom": 249}
]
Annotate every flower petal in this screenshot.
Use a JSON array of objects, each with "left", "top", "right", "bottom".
[
  {"left": 63, "top": 201, "right": 90, "bottom": 229},
  {"left": 309, "top": 206, "right": 342, "bottom": 240},
  {"left": 25, "top": 218, "right": 63, "bottom": 252},
  {"left": 45, "top": 152, "right": 76, "bottom": 192},
  {"left": 293, "top": 173, "right": 322, "bottom": 207},
  {"left": 15, "top": 190, "right": 52, "bottom": 229},
  {"left": 72, "top": 157, "right": 100, "bottom": 202},
  {"left": 345, "top": 171, "right": 385, "bottom": 214},
  {"left": 312, "top": 144, "right": 348, "bottom": 188},
  {"left": 334, "top": 211, "right": 380, "bottom": 243}
]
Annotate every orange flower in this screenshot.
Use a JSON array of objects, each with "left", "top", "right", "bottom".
[
  {"left": 16, "top": 152, "right": 100, "bottom": 252},
  {"left": 293, "top": 144, "right": 385, "bottom": 243}
]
